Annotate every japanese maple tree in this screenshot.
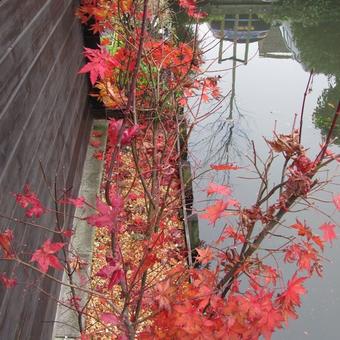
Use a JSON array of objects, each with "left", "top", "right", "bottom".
[{"left": 0, "top": 1, "right": 339, "bottom": 339}]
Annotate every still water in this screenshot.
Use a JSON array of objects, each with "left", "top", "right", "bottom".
[{"left": 186, "top": 1, "right": 340, "bottom": 339}]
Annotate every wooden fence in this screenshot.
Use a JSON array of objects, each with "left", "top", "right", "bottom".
[{"left": 0, "top": 0, "right": 94, "bottom": 338}]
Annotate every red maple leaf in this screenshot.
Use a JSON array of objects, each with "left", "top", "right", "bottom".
[
  {"left": 108, "top": 119, "right": 140, "bottom": 146},
  {"left": 0, "top": 274, "right": 17, "bottom": 288},
  {"left": 210, "top": 163, "right": 240, "bottom": 171},
  {"left": 297, "top": 243, "right": 318, "bottom": 273},
  {"left": 30, "top": 239, "right": 64, "bottom": 273},
  {"left": 15, "top": 185, "right": 45, "bottom": 218},
  {"left": 261, "top": 265, "right": 279, "bottom": 285},
  {"left": 283, "top": 274, "right": 307, "bottom": 305},
  {"left": 111, "top": 46, "right": 137, "bottom": 72},
  {"left": 319, "top": 223, "right": 336, "bottom": 244},
  {"left": 200, "top": 200, "right": 229, "bottom": 224},
  {"left": 154, "top": 279, "right": 172, "bottom": 312},
  {"left": 86, "top": 197, "right": 123, "bottom": 232},
  {"left": 284, "top": 244, "right": 301, "bottom": 264},
  {"left": 220, "top": 225, "right": 246, "bottom": 243},
  {"left": 195, "top": 247, "right": 213, "bottom": 265},
  {"left": 206, "top": 183, "right": 232, "bottom": 196},
  {"left": 122, "top": 124, "right": 140, "bottom": 145},
  {"left": 277, "top": 273, "right": 307, "bottom": 319},
  {"left": 96, "top": 257, "right": 123, "bottom": 289},
  {"left": 291, "top": 219, "right": 312, "bottom": 240},
  {"left": 79, "top": 47, "right": 119, "bottom": 85},
  {"left": 311, "top": 235, "right": 324, "bottom": 251},
  {"left": 333, "top": 194, "right": 340, "bottom": 210}
]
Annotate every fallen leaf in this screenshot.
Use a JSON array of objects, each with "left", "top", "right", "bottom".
[
  {"left": 92, "top": 130, "right": 104, "bottom": 137},
  {"left": 90, "top": 139, "right": 102, "bottom": 148}
]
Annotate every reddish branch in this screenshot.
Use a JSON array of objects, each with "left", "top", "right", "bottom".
[{"left": 299, "top": 69, "right": 314, "bottom": 143}]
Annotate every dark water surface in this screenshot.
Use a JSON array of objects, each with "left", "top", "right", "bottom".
[{"left": 185, "top": 1, "right": 340, "bottom": 339}]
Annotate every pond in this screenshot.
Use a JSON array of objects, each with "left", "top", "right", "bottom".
[{"left": 182, "top": 1, "right": 340, "bottom": 339}]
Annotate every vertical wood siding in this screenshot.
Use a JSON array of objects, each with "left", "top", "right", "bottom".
[{"left": 0, "top": 0, "right": 92, "bottom": 338}]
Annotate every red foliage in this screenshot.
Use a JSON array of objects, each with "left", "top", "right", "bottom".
[
  {"left": 200, "top": 200, "right": 230, "bottom": 224},
  {"left": 87, "top": 197, "right": 123, "bottom": 232},
  {"left": 79, "top": 47, "right": 119, "bottom": 85},
  {"left": 179, "top": 0, "right": 207, "bottom": 19},
  {"left": 15, "top": 185, "right": 45, "bottom": 218},
  {"left": 107, "top": 119, "right": 140, "bottom": 147},
  {"left": 2, "top": 2, "right": 338, "bottom": 339},
  {"left": 0, "top": 274, "right": 16, "bottom": 288},
  {"left": 30, "top": 239, "right": 64, "bottom": 273},
  {"left": 277, "top": 274, "right": 307, "bottom": 319},
  {"left": 195, "top": 247, "right": 213, "bottom": 265},
  {"left": 96, "top": 257, "right": 124, "bottom": 289},
  {"left": 101, "top": 312, "right": 120, "bottom": 325},
  {"left": 206, "top": 183, "right": 232, "bottom": 196},
  {"left": 319, "top": 223, "right": 337, "bottom": 244}
]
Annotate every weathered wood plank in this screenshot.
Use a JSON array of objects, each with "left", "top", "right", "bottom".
[
  {"left": 0, "top": 0, "right": 75, "bottom": 111},
  {"left": 0, "top": 73, "right": 89, "bottom": 336},
  {"left": 0, "top": 17, "right": 84, "bottom": 194},
  {"left": 0, "top": 4, "right": 80, "bottom": 183},
  {"left": 0, "top": 0, "right": 92, "bottom": 338},
  {"left": 0, "top": 0, "right": 47, "bottom": 57}
]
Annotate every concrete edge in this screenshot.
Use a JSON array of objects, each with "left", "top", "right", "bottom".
[{"left": 52, "top": 119, "right": 108, "bottom": 339}]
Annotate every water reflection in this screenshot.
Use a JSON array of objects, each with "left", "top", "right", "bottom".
[
  {"left": 267, "top": 0, "right": 340, "bottom": 144},
  {"left": 186, "top": 1, "right": 340, "bottom": 339}
]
